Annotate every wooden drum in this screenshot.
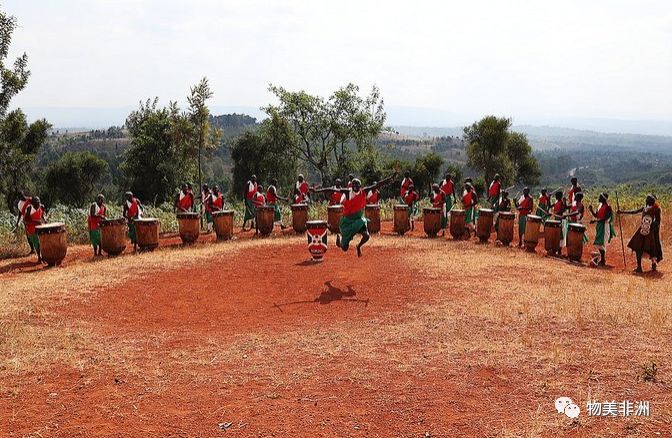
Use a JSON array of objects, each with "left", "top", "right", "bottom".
[
  {"left": 365, "top": 204, "right": 381, "bottom": 234},
  {"left": 449, "top": 209, "right": 466, "bottom": 240},
  {"left": 99, "top": 218, "right": 127, "bottom": 256},
  {"left": 544, "top": 220, "right": 562, "bottom": 255},
  {"left": 256, "top": 206, "right": 275, "bottom": 236},
  {"left": 177, "top": 212, "right": 200, "bottom": 244},
  {"left": 523, "top": 215, "right": 542, "bottom": 252},
  {"left": 476, "top": 208, "right": 494, "bottom": 243},
  {"left": 567, "top": 223, "right": 586, "bottom": 262},
  {"left": 423, "top": 207, "right": 442, "bottom": 237},
  {"left": 497, "top": 212, "right": 515, "bottom": 246},
  {"left": 213, "top": 210, "right": 234, "bottom": 240},
  {"left": 328, "top": 205, "right": 343, "bottom": 234},
  {"left": 36, "top": 222, "right": 67, "bottom": 266},
  {"left": 291, "top": 203, "right": 308, "bottom": 233},
  {"left": 135, "top": 218, "right": 160, "bottom": 251},
  {"left": 393, "top": 204, "right": 410, "bottom": 236}
]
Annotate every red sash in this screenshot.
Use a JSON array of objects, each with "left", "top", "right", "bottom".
[
  {"left": 404, "top": 190, "right": 418, "bottom": 206},
  {"left": 127, "top": 198, "right": 140, "bottom": 219},
  {"left": 366, "top": 190, "right": 379, "bottom": 204},
  {"left": 431, "top": 191, "right": 445, "bottom": 208},
  {"left": 177, "top": 192, "right": 193, "bottom": 210},
  {"left": 487, "top": 181, "right": 501, "bottom": 198},
  {"left": 343, "top": 189, "right": 366, "bottom": 216},
  {"left": 400, "top": 177, "right": 413, "bottom": 197},
  {"left": 246, "top": 181, "right": 257, "bottom": 200},
  {"left": 88, "top": 204, "right": 106, "bottom": 231},
  {"left": 266, "top": 187, "right": 277, "bottom": 204},
  {"left": 440, "top": 180, "right": 453, "bottom": 197},
  {"left": 25, "top": 206, "right": 43, "bottom": 235},
  {"left": 462, "top": 192, "right": 474, "bottom": 209},
  {"left": 329, "top": 191, "right": 344, "bottom": 206},
  {"left": 518, "top": 196, "right": 533, "bottom": 216},
  {"left": 211, "top": 194, "right": 224, "bottom": 210}
]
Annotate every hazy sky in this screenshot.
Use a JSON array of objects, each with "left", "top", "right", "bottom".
[{"left": 4, "top": 0, "right": 672, "bottom": 126}]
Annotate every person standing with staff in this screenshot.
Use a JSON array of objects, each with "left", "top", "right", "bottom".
[{"left": 619, "top": 194, "right": 663, "bottom": 273}]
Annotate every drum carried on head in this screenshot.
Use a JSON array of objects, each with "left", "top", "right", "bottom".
[
  {"left": 365, "top": 204, "right": 381, "bottom": 234},
  {"left": 135, "top": 218, "right": 160, "bottom": 251},
  {"left": 567, "top": 223, "right": 586, "bottom": 262},
  {"left": 212, "top": 210, "right": 234, "bottom": 240},
  {"left": 36, "top": 222, "right": 67, "bottom": 266},
  {"left": 496, "top": 212, "right": 515, "bottom": 246},
  {"left": 543, "top": 219, "right": 562, "bottom": 255},
  {"left": 449, "top": 209, "right": 466, "bottom": 240},
  {"left": 423, "top": 207, "right": 442, "bottom": 237},
  {"left": 328, "top": 205, "right": 343, "bottom": 234},
  {"left": 306, "top": 220, "right": 328, "bottom": 262},
  {"left": 291, "top": 203, "right": 308, "bottom": 233},
  {"left": 393, "top": 204, "right": 410, "bottom": 236},
  {"left": 176, "top": 212, "right": 200, "bottom": 244},
  {"left": 99, "top": 218, "right": 127, "bottom": 256},
  {"left": 256, "top": 206, "right": 275, "bottom": 236},
  {"left": 523, "top": 215, "right": 542, "bottom": 252},
  {"left": 476, "top": 208, "right": 494, "bottom": 243}
]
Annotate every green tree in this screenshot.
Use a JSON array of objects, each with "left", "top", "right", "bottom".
[
  {"left": 0, "top": 9, "right": 51, "bottom": 210},
  {"left": 121, "top": 98, "right": 194, "bottom": 203},
  {"left": 187, "top": 77, "right": 222, "bottom": 194},
  {"left": 416, "top": 152, "right": 444, "bottom": 192},
  {"left": 45, "top": 152, "right": 109, "bottom": 207},
  {"left": 263, "top": 83, "right": 385, "bottom": 183},
  {"left": 230, "top": 111, "right": 297, "bottom": 197},
  {"left": 463, "top": 116, "right": 540, "bottom": 186}
]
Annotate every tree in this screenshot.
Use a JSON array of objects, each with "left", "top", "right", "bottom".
[
  {"left": 121, "top": 98, "right": 194, "bottom": 203},
  {"left": 230, "top": 111, "right": 297, "bottom": 197},
  {"left": 263, "top": 83, "right": 385, "bottom": 183},
  {"left": 416, "top": 152, "right": 444, "bottom": 193},
  {"left": 45, "top": 152, "right": 109, "bottom": 207},
  {"left": 0, "top": 9, "right": 51, "bottom": 210},
  {"left": 463, "top": 116, "right": 540, "bottom": 186},
  {"left": 188, "top": 77, "right": 222, "bottom": 194}
]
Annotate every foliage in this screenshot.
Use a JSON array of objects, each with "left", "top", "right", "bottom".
[
  {"left": 230, "top": 112, "right": 297, "bottom": 197},
  {"left": 188, "top": 77, "right": 222, "bottom": 191},
  {"left": 0, "top": 9, "right": 51, "bottom": 211},
  {"left": 463, "top": 116, "right": 540, "bottom": 186},
  {"left": 121, "top": 98, "right": 195, "bottom": 204},
  {"left": 263, "top": 83, "right": 386, "bottom": 183},
  {"left": 45, "top": 152, "right": 110, "bottom": 207}
]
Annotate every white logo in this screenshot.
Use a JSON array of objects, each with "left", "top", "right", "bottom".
[
  {"left": 555, "top": 396, "right": 581, "bottom": 418},
  {"left": 640, "top": 215, "right": 653, "bottom": 236}
]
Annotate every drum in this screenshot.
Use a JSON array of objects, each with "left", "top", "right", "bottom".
[
  {"left": 256, "top": 206, "right": 275, "bottom": 236},
  {"left": 291, "top": 203, "right": 308, "bottom": 233},
  {"left": 496, "top": 212, "right": 515, "bottom": 246},
  {"left": 135, "top": 218, "right": 160, "bottom": 251},
  {"left": 306, "top": 220, "right": 328, "bottom": 262},
  {"left": 365, "top": 204, "right": 381, "bottom": 234},
  {"left": 393, "top": 204, "right": 410, "bottom": 235},
  {"left": 567, "top": 223, "right": 586, "bottom": 262},
  {"left": 523, "top": 215, "right": 542, "bottom": 252},
  {"left": 99, "top": 218, "right": 127, "bottom": 256},
  {"left": 423, "top": 207, "right": 442, "bottom": 237},
  {"left": 176, "top": 212, "right": 200, "bottom": 244},
  {"left": 449, "top": 209, "right": 466, "bottom": 240},
  {"left": 212, "top": 210, "right": 234, "bottom": 240},
  {"left": 35, "top": 223, "right": 67, "bottom": 266},
  {"left": 543, "top": 220, "right": 562, "bottom": 255},
  {"left": 476, "top": 208, "right": 494, "bottom": 242},
  {"left": 328, "top": 205, "right": 343, "bottom": 234}
]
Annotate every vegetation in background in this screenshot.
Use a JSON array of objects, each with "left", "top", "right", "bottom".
[
  {"left": 463, "top": 116, "right": 541, "bottom": 186},
  {"left": 187, "top": 77, "right": 222, "bottom": 194},
  {"left": 0, "top": 10, "right": 51, "bottom": 211},
  {"left": 45, "top": 152, "right": 110, "bottom": 207}
]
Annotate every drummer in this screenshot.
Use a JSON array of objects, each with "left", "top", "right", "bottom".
[
  {"left": 334, "top": 173, "right": 396, "bottom": 257},
  {"left": 242, "top": 175, "right": 258, "bottom": 231},
  {"left": 400, "top": 171, "right": 413, "bottom": 201},
  {"left": 347, "top": 174, "right": 355, "bottom": 188},
  {"left": 440, "top": 173, "right": 456, "bottom": 214},
  {"left": 536, "top": 188, "right": 551, "bottom": 222},
  {"left": 462, "top": 182, "right": 478, "bottom": 237},
  {"left": 514, "top": 187, "right": 534, "bottom": 248},
  {"left": 174, "top": 184, "right": 194, "bottom": 213},
  {"left": 564, "top": 192, "right": 588, "bottom": 245},
  {"left": 88, "top": 194, "right": 107, "bottom": 256},
  {"left": 494, "top": 190, "right": 511, "bottom": 232},
  {"left": 311, "top": 179, "right": 345, "bottom": 206},
  {"left": 567, "top": 177, "right": 582, "bottom": 206},
  {"left": 15, "top": 191, "right": 35, "bottom": 255},
  {"left": 205, "top": 185, "right": 224, "bottom": 233},
  {"left": 487, "top": 174, "right": 502, "bottom": 209},
  {"left": 123, "top": 191, "right": 143, "bottom": 251},
  {"left": 366, "top": 182, "right": 380, "bottom": 205},
  {"left": 266, "top": 178, "right": 288, "bottom": 229},
  {"left": 23, "top": 196, "right": 46, "bottom": 263},
  {"left": 430, "top": 183, "right": 447, "bottom": 236},
  {"left": 588, "top": 193, "right": 616, "bottom": 266},
  {"left": 619, "top": 194, "right": 663, "bottom": 273},
  {"left": 252, "top": 184, "right": 266, "bottom": 235},
  {"left": 551, "top": 190, "right": 569, "bottom": 248},
  {"left": 295, "top": 174, "right": 311, "bottom": 203},
  {"left": 403, "top": 183, "right": 420, "bottom": 231}
]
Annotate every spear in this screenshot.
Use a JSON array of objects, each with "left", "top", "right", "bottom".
[{"left": 615, "top": 191, "right": 627, "bottom": 269}]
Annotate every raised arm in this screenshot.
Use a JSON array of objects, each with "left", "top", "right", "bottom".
[{"left": 363, "top": 172, "right": 397, "bottom": 192}]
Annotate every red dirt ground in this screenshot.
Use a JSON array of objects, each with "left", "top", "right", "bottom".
[{"left": 1, "top": 217, "right": 667, "bottom": 436}]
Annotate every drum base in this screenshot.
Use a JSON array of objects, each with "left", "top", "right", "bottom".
[
  {"left": 138, "top": 244, "right": 159, "bottom": 252},
  {"left": 524, "top": 242, "right": 538, "bottom": 252}
]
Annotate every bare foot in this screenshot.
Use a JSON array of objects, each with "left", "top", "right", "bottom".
[{"left": 356, "top": 246, "right": 363, "bottom": 257}]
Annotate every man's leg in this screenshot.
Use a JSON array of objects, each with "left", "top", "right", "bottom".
[
  {"left": 635, "top": 251, "right": 643, "bottom": 273},
  {"left": 356, "top": 230, "right": 370, "bottom": 258}
]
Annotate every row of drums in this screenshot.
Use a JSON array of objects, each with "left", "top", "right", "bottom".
[
  {"left": 32, "top": 204, "right": 587, "bottom": 266},
  {"left": 401, "top": 206, "right": 587, "bottom": 261}
]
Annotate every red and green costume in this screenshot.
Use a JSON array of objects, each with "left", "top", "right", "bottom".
[
  {"left": 537, "top": 194, "right": 551, "bottom": 221},
  {"left": 24, "top": 205, "right": 44, "bottom": 252},
  {"left": 487, "top": 180, "right": 501, "bottom": 209},
  {"left": 244, "top": 180, "right": 258, "bottom": 221},
  {"left": 404, "top": 189, "right": 420, "bottom": 218},
  {"left": 462, "top": 191, "right": 477, "bottom": 225},
  {"left": 431, "top": 191, "right": 447, "bottom": 228},
  {"left": 125, "top": 197, "right": 141, "bottom": 244},
  {"left": 88, "top": 203, "right": 106, "bottom": 247},
  {"left": 593, "top": 202, "right": 616, "bottom": 250},
  {"left": 266, "top": 186, "right": 282, "bottom": 222},
  {"left": 440, "top": 179, "right": 455, "bottom": 213},
  {"left": 339, "top": 189, "right": 368, "bottom": 249},
  {"left": 517, "top": 195, "right": 533, "bottom": 236}
]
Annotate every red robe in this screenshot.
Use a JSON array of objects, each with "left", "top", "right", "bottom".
[
  {"left": 342, "top": 189, "right": 366, "bottom": 216},
  {"left": 88, "top": 203, "right": 106, "bottom": 231}
]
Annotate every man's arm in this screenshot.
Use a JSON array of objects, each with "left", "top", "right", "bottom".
[{"left": 363, "top": 172, "right": 397, "bottom": 192}]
